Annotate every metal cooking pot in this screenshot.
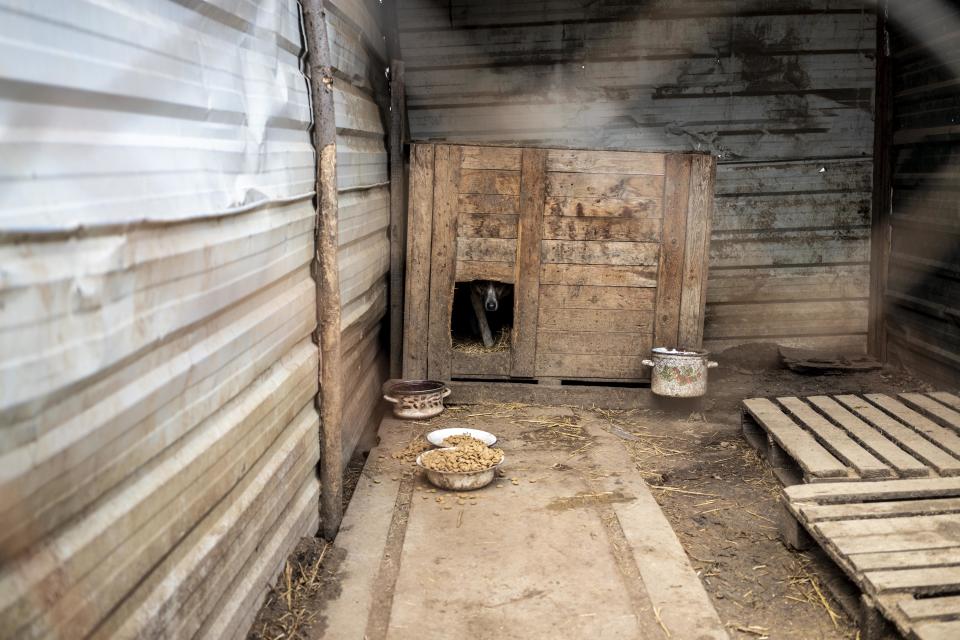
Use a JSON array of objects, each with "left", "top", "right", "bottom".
[
  {"left": 642, "top": 348, "right": 718, "bottom": 398},
  {"left": 383, "top": 379, "right": 451, "bottom": 419}
]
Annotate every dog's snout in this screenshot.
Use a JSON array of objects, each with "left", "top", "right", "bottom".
[{"left": 485, "top": 300, "right": 497, "bottom": 311}]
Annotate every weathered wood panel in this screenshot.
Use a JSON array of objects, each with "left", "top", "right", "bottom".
[
  {"left": 884, "top": 0, "right": 960, "bottom": 385},
  {"left": 540, "top": 264, "right": 659, "bottom": 287},
  {"left": 398, "top": 0, "right": 877, "bottom": 351}
]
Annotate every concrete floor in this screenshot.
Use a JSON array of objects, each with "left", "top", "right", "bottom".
[{"left": 319, "top": 406, "right": 728, "bottom": 640}]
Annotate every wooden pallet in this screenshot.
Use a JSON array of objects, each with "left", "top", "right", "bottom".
[
  {"left": 782, "top": 479, "right": 960, "bottom": 640},
  {"left": 741, "top": 392, "right": 960, "bottom": 486}
]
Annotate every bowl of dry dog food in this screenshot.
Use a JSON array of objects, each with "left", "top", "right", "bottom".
[{"left": 416, "top": 434, "right": 504, "bottom": 491}]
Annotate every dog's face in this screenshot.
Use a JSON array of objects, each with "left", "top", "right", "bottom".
[{"left": 471, "top": 281, "right": 509, "bottom": 312}]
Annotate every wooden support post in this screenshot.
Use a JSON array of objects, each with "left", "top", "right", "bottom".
[
  {"left": 303, "top": 0, "right": 344, "bottom": 540},
  {"left": 388, "top": 61, "right": 407, "bottom": 378},
  {"left": 403, "top": 144, "right": 435, "bottom": 379},
  {"left": 511, "top": 148, "right": 546, "bottom": 377},
  {"left": 868, "top": 4, "right": 892, "bottom": 361},
  {"left": 777, "top": 502, "right": 813, "bottom": 551},
  {"left": 426, "top": 145, "right": 462, "bottom": 382},
  {"left": 653, "top": 155, "right": 690, "bottom": 349}
]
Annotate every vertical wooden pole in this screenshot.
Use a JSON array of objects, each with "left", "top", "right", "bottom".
[
  {"left": 302, "top": 0, "right": 343, "bottom": 539},
  {"left": 677, "top": 154, "right": 716, "bottom": 348},
  {"left": 869, "top": 2, "right": 892, "bottom": 361},
  {"left": 388, "top": 61, "right": 407, "bottom": 379},
  {"left": 403, "top": 144, "right": 435, "bottom": 378},
  {"left": 511, "top": 148, "right": 546, "bottom": 377},
  {"left": 426, "top": 145, "right": 462, "bottom": 382},
  {"left": 653, "top": 155, "right": 690, "bottom": 350}
]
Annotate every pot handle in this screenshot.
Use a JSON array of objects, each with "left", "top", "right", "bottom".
[
  {"left": 707, "top": 361, "right": 719, "bottom": 369},
  {"left": 642, "top": 359, "right": 656, "bottom": 367},
  {"left": 442, "top": 387, "right": 452, "bottom": 398},
  {"left": 383, "top": 394, "right": 398, "bottom": 403}
]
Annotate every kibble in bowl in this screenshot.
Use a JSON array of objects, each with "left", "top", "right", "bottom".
[{"left": 417, "top": 437, "right": 504, "bottom": 491}]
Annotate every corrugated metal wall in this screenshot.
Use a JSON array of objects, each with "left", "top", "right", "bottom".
[
  {"left": 396, "top": 0, "right": 876, "bottom": 353},
  {"left": 0, "top": 1, "right": 320, "bottom": 638},
  {"left": 327, "top": 0, "right": 392, "bottom": 458},
  {"left": 884, "top": 0, "right": 960, "bottom": 386}
]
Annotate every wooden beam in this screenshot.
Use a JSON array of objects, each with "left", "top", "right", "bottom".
[
  {"left": 303, "top": 0, "right": 343, "bottom": 540},
  {"left": 869, "top": 3, "right": 892, "bottom": 361},
  {"left": 678, "top": 153, "right": 715, "bottom": 348},
  {"left": 511, "top": 148, "right": 546, "bottom": 377},
  {"left": 653, "top": 155, "right": 690, "bottom": 349},
  {"left": 402, "top": 144, "right": 435, "bottom": 378},
  {"left": 426, "top": 145, "right": 462, "bottom": 381},
  {"left": 388, "top": 60, "right": 406, "bottom": 378}
]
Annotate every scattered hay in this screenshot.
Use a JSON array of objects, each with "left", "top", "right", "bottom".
[
  {"left": 515, "top": 413, "right": 592, "bottom": 449},
  {"left": 249, "top": 538, "right": 330, "bottom": 640},
  {"left": 452, "top": 327, "right": 511, "bottom": 353}
]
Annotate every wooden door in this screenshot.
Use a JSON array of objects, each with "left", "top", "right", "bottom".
[{"left": 402, "top": 144, "right": 715, "bottom": 383}]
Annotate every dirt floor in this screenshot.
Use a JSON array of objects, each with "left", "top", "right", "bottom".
[{"left": 247, "top": 346, "right": 933, "bottom": 640}]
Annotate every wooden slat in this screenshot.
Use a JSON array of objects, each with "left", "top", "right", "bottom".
[
  {"left": 540, "top": 264, "right": 658, "bottom": 287},
  {"left": 835, "top": 395, "right": 960, "bottom": 475},
  {"left": 457, "top": 213, "right": 518, "bottom": 239},
  {"left": 456, "top": 237, "right": 517, "bottom": 263},
  {"left": 900, "top": 393, "right": 960, "bottom": 433},
  {"left": 677, "top": 154, "right": 714, "bottom": 348},
  {"left": 817, "top": 513, "right": 960, "bottom": 539},
  {"left": 653, "top": 154, "right": 688, "bottom": 349},
  {"left": 538, "top": 308, "right": 654, "bottom": 333},
  {"left": 912, "top": 619, "right": 960, "bottom": 640},
  {"left": 539, "top": 285, "right": 655, "bottom": 310},
  {"left": 898, "top": 594, "right": 960, "bottom": 621},
  {"left": 458, "top": 193, "right": 519, "bottom": 214},
  {"left": 540, "top": 240, "right": 659, "bottom": 266},
  {"left": 829, "top": 529, "right": 960, "bottom": 555},
  {"left": 544, "top": 196, "right": 662, "bottom": 218},
  {"left": 806, "top": 395, "right": 929, "bottom": 477},
  {"left": 866, "top": 566, "right": 960, "bottom": 595},
  {"left": 537, "top": 331, "right": 652, "bottom": 356},
  {"left": 785, "top": 478, "right": 960, "bottom": 504},
  {"left": 455, "top": 260, "right": 514, "bottom": 283},
  {"left": 459, "top": 169, "right": 520, "bottom": 195},
  {"left": 546, "top": 173, "right": 663, "bottom": 199},
  {"left": 426, "top": 145, "right": 462, "bottom": 381},
  {"left": 864, "top": 394, "right": 960, "bottom": 460},
  {"left": 545, "top": 149, "right": 665, "bottom": 175},
  {"left": 742, "top": 398, "right": 849, "bottom": 479},
  {"left": 777, "top": 397, "right": 892, "bottom": 478},
  {"left": 853, "top": 547, "right": 960, "bottom": 571},
  {"left": 511, "top": 148, "right": 546, "bottom": 378},
  {"left": 931, "top": 392, "right": 960, "bottom": 412},
  {"left": 535, "top": 353, "right": 646, "bottom": 379},
  {"left": 541, "top": 216, "right": 661, "bottom": 242},
  {"left": 451, "top": 349, "right": 511, "bottom": 377},
  {"left": 460, "top": 145, "right": 522, "bottom": 170},
  {"left": 800, "top": 497, "right": 960, "bottom": 523},
  {"left": 402, "top": 144, "right": 435, "bottom": 378}
]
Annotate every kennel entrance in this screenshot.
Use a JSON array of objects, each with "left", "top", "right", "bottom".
[{"left": 402, "top": 143, "right": 716, "bottom": 384}]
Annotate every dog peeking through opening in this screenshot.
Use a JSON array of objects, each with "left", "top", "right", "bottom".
[{"left": 468, "top": 281, "right": 511, "bottom": 348}]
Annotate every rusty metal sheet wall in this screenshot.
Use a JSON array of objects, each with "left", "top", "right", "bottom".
[
  {"left": 884, "top": 0, "right": 960, "bottom": 385},
  {"left": 397, "top": 0, "right": 877, "bottom": 353},
  {"left": 0, "top": 1, "right": 319, "bottom": 638},
  {"left": 328, "top": 0, "right": 392, "bottom": 461}
]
